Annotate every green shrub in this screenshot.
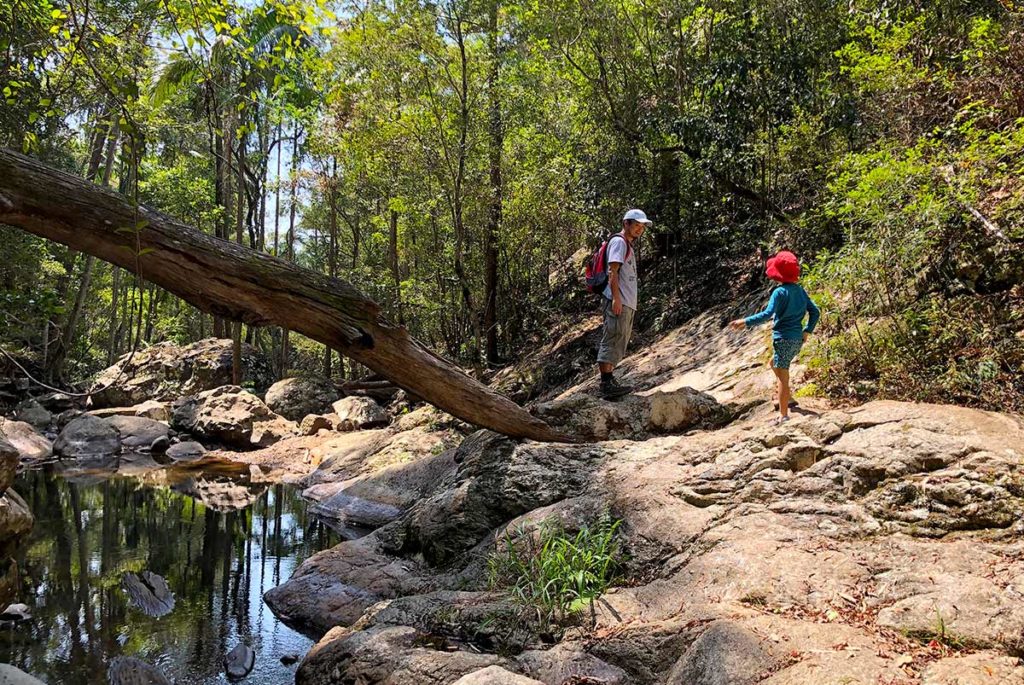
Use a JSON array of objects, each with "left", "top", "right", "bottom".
[{"left": 487, "top": 515, "right": 622, "bottom": 633}]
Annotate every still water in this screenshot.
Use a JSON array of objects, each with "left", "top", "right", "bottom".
[{"left": 0, "top": 466, "right": 339, "bottom": 684}]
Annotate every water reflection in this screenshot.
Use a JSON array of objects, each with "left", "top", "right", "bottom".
[{"left": 0, "top": 468, "right": 339, "bottom": 684}]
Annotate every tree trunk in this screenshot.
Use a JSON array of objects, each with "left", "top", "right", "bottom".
[
  {"left": 389, "top": 209, "right": 404, "bottom": 325},
  {"left": 233, "top": 128, "right": 246, "bottom": 386},
  {"left": 107, "top": 266, "right": 121, "bottom": 365},
  {"left": 484, "top": 0, "right": 502, "bottom": 366},
  {"left": 0, "top": 149, "right": 569, "bottom": 441}
]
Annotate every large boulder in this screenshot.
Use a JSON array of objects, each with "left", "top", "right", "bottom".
[
  {"left": 104, "top": 416, "right": 169, "bottom": 449},
  {"left": 391, "top": 431, "right": 603, "bottom": 565},
  {"left": 265, "top": 376, "right": 338, "bottom": 422},
  {"left": 332, "top": 397, "right": 389, "bottom": 431},
  {"left": 53, "top": 415, "right": 121, "bottom": 459},
  {"left": 171, "top": 386, "right": 296, "bottom": 449},
  {"left": 0, "top": 419, "right": 52, "bottom": 462},
  {"left": 88, "top": 338, "right": 274, "bottom": 408}
]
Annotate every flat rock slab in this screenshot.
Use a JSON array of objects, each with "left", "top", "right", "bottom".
[
  {"left": 107, "top": 657, "right": 172, "bottom": 685},
  {"left": 225, "top": 643, "right": 255, "bottom": 679},
  {"left": 122, "top": 571, "right": 174, "bottom": 617}
]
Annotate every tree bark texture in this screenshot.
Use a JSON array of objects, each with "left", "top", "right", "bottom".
[{"left": 0, "top": 149, "right": 569, "bottom": 442}]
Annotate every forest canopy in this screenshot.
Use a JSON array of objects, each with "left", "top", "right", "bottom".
[{"left": 2, "top": 0, "right": 1021, "bottom": 409}]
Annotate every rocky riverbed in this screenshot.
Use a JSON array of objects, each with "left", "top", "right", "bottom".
[{"left": 1, "top": 318, "right": 1023, "bottom": 684}]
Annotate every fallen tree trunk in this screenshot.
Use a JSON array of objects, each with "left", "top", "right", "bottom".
[{"left": 0, "top": 149, "right": 570, "bottom": 442}]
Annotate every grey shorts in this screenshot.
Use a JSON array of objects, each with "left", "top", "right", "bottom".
[{"left": 597, "top": 299, "right": 635, "bottom": 366}]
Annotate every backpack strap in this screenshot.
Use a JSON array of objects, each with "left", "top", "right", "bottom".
[{"left": 607, "top": 233, "right": 633, "bottom": 264}]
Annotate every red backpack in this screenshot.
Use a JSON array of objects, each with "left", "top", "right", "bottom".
[{"left": 584, "top": 234, "right": 632, "bottom": 294}]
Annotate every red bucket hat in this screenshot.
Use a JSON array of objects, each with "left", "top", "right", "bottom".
[{"left": 766, "top": 251, "right": 800, "bottom": 283}]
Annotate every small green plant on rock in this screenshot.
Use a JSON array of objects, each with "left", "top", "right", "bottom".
[{"left": 487, "top": 514, "right": 622, "bottom": 635}]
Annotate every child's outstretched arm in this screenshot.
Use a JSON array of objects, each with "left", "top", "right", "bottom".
[{"left": 729, "top": 288, "right": 783, "bottom": 330}]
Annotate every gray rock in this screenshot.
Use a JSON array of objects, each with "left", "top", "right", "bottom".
[
  {"left": 395, "top": 431, "right": 602, "bottom": 565},
  {"left": 266, "top": 376, "right": 338, "bottom": 422},
  {"left": 54, "top": 415, "right": 121, "bottom": 459},
  {"left": 666, "top": 621, "right": 778, "bottom": 685},
  {"left": 0, "top": 664, "right": 47, "bottom": 685},
  {"left": 121, "top": 571, "right": 175, "bottom": 617},
  {"left": 165, "top": 441, "right": 206, "bottom": 462},
  {"left": 14, "top": 399, "right": 51, "bottom": 429},
  {"left": 225, "top": 643, "right": 255, "bottom": 679},
  {"left": 0, "top": 418, "right": 52, "bottom": 462},
  {"left": 150, "top": 436, "right": 170, "bottom": 454},
  {"left": 88, "top": 338, "right": 273, "bottom": 408},
  {"left": 107, "top": 657, "right": 172, "bottom": 685},
  {"left": 104, "top": 416, "right": 169, "bottom": 449},
  {"left": 332, "top": 397, "right": 389, "bottom": 431},
  {"left": 280, "top": 654, "right": 300, "bottom": 666}
]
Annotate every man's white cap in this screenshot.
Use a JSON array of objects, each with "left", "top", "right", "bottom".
[{"left": 623, "top": 209, "right": 652, "bottom": 225}]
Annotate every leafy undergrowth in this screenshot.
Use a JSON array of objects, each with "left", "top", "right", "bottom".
[{"left": 487, "top": 515, "right": 623, "bottom": 639}]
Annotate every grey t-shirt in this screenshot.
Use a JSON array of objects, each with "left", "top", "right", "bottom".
[{"left": 602, "top": 234, "right": 637, "bottom": 310}]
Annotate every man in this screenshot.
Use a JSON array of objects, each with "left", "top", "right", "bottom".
[{"left": 597, "top": 208, "right": 650, "bottom": 399}]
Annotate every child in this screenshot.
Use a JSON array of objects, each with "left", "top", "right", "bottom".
[{"left": 730, "top": 250, "right": 820, "bottom": 424}]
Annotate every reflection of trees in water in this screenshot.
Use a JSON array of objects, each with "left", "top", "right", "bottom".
[{"left": 2, "top": 469, "right": 338, "bottom": 684}]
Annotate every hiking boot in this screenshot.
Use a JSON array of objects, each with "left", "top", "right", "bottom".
[{"left": 599, "top": 377, "right": 633, "bottom": 399}]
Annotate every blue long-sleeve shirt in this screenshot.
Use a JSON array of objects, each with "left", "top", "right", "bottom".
[{"left": 745, "top": 284, "right": 820, "bottom": 341}]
